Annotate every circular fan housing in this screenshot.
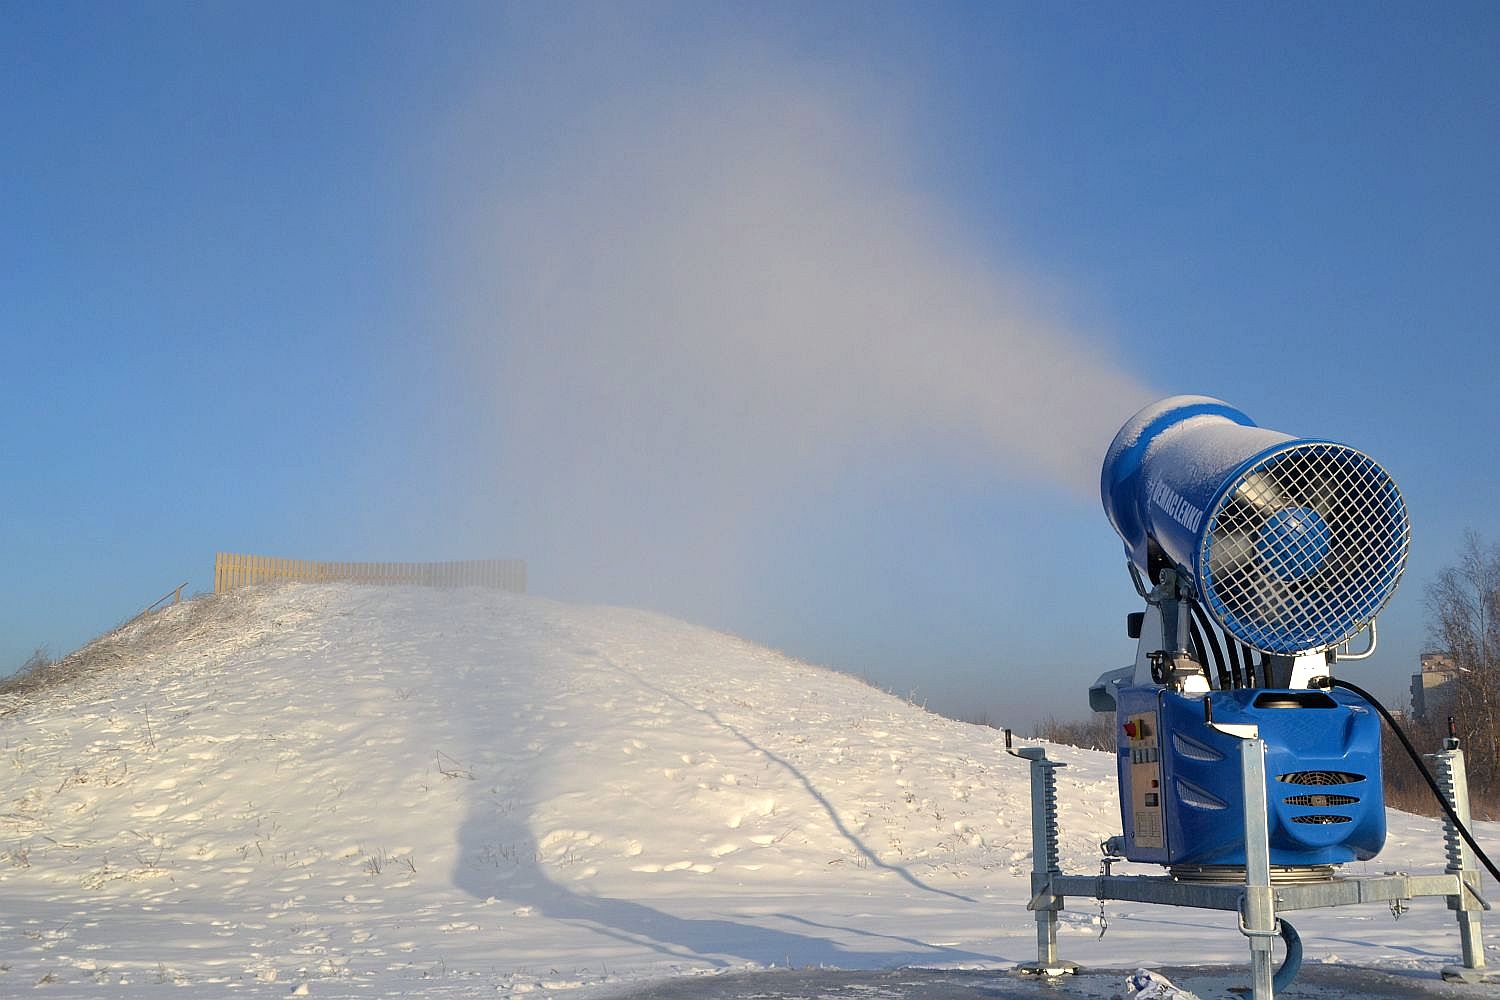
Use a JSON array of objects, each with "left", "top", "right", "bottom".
[{"left": 1198, "top": 443, "right": 1410, "bottom": 654}]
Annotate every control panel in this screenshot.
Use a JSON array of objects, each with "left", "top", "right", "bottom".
[{"left": 1124, "top": 711, "right": 1164, "bottom": 849}]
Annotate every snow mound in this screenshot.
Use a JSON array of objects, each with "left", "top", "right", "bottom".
[{"left": 0, "top": 584, "right": 1485, "bottom": 997}]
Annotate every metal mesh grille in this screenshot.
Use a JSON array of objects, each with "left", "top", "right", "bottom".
[{"left": 1199, "top": 443, "right": 1410, "bottom": 654}]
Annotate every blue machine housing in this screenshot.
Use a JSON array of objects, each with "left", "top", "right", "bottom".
[
  {"left": 1116, "top": 685, "right": 1385, "bottom": 867},
  {"left": 1100, "top": 396, "right": 1410, "bottom": 655}
]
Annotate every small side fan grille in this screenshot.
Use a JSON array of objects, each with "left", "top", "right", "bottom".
[
  {"left": 1291, "top": 815, "right": 1353, "bottom": 825},
  {"left": 1278, "top": 771, "right": 1365, "bottom": 786},
  {"left": 1199, "top": 443, "right": 1410, "bottom": 654},
  {"left": 1283, "top": 793, "right": 1360, "bottom": 807}
]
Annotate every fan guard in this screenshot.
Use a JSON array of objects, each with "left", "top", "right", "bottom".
[{"left": 1198, "top": 443, "right": 1410, "bottom": 654}]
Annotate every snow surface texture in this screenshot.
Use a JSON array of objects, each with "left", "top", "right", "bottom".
[{"left": 0, "top": 584, "right": 1494, "bottom": 997}]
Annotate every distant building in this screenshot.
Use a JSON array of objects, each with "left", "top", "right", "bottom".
[{"left": 1411, "top": 652, "right": 1460, "bottom": 723}]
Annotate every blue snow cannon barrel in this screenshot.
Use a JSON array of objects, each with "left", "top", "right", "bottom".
[{"left": 1101, "top": 396, "right": 1411, "bottom": 655}]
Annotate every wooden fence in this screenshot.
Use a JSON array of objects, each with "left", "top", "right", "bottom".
[
  {"left": 213, "top": 553, "right": 526, "bottom": 594},
  {"left": 121, "top": 582, "right": 189, "bottom": 629}
]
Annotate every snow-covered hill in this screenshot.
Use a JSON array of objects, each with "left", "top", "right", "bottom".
[{"left": 0, "top": 585, "right": 1490, "bottom": 997}]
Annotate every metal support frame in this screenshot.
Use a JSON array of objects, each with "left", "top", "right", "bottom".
[
  {"left": 1022, "top": 742, "right": 1491, "bottom": 998},
  {"left": 1433, "top": 742, "right": 1490, "bottom": 983},
  {"left": 1239, "top": 738, "right": 1277, "bottom": 997},
  {"left": 1017, "top": 747, "right": 1079, "bottom": 976}
]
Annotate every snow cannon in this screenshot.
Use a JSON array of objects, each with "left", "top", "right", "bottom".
[{"left": 1093, "top": 396, "right": 1411, "bottom": 876}]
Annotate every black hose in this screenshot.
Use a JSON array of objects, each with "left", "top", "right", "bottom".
[
  {"left": 1187, "top": 617, "right": 1209, "bottom": 683},
  {"left": 1273, "top": 919, "right": 1303, "bottom": 992},
  {"left": 1190, "top": 603, "right": 1232, "bottom": 691},
  {"left": 1312, "top": 676, "right": 1500, "bottom": 885},
  {"left": 1224, "top": 628, "right": 1245, "bottom": 688},
  {"left": 1241, "top": 643, "right": 1259, "bottom": 686}
]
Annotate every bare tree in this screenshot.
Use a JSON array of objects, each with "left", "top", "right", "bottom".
[{"left": 1425, "top": 529, "right": 1500, "bottom": 795}]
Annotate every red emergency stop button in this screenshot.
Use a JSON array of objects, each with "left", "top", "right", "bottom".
[{"left": 1123, "top": 721, "right": 1139, "bottom": 739}]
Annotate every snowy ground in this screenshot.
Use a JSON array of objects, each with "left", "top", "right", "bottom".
[
  {"left": 0, "top": 584, "right": 1494, "bottom": 998},
  {"left": 598, "top": 964, "right": 1491, "bottom": 999}
]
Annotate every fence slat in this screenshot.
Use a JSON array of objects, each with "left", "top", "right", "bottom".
[{"left": 213, "top": 553, "right": 525, "bottom": 595}]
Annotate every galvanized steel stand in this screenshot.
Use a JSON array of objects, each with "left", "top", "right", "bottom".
[
  {"left": 1238, "top": 738, "right": 1278, "bottom": 998},
  {"left": 1016, "top": 746, "right": 1080, "bottom": 976},
  {"left": 1020, "top": 739, "right": 1493, "bottom": 999},
  {"left": 1434, "top": 738, "right": 1490, "bottom": 983}
]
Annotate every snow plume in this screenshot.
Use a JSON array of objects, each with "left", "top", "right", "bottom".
[{"left": 443, "top": 37, "right": 1150, "bottom": 608}]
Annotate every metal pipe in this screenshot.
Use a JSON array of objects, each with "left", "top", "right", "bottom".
[{"left": 1338, "top": 621, "right": 1379, "bottom": 661}]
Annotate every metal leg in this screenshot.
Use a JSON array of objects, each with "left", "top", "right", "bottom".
[
  {"left": 1019, "top": 749, "right": 1079, "bottom": 976},
  {"left": 1239, "top": 738, "right": 1277, "bottom": 1000},
  {"left": 1433, "top": 745, "right": 1491, "bottom": 983},
  {"left": 1034, "top": 883, "right": 1060, "bottom": 968}
]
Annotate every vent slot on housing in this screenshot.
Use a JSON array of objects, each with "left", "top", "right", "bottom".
[
  {"left": 1175, "top": 779, "right": 1228, "bottom": 811},
  {"left": 1172, "top": 733, "right": 1225, "bottom": 762},
  {"left": 1290, "top": 814, "right": 1353, "bottom": 825},
  {"left": 1277, "top": 771, "right": 1364, "bottom": 786},
  {"left": 1253, "top": 691, "right": 1337, "bottom": 709},
  {"left": 1283, "top": 793, "right": 1360, "bottom": 807}
]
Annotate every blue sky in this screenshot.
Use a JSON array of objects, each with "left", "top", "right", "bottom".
[{"left": 4, "top": 3, "right": 1497, "bottom": 724}]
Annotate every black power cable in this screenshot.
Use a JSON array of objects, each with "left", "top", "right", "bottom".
[
  {"left": 1189, "top": 602, "right": 1232, "bottom": 691},
  {"left": 1242, "top": 642, "right": 1259, "bottom": 686},
  {"left": 1224, "top": 627, "right": 1245, "bottom": 687},
  {"left": 1186, "top": 616, "right": 1210, "bottom": 684},
  {"left": 1311, "top": 675, "right": 1500, "bottom": 886}
]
